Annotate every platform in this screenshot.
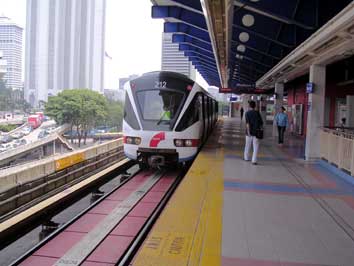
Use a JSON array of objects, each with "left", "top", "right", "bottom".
[{"left": 133, "top": 118, "right": 354, "bottom": 266}]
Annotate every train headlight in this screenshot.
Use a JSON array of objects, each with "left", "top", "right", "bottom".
[
  {"left": 185, "top": 139, "right": 193, "bottom": 147},
  {"left": 124, "top": 136, "right": 141, "bottom": 145},
  {"left": 174, "top": 139, "right": 184, "bottom": 147}
]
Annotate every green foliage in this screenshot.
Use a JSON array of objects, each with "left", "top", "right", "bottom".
[
  {"left": 103, "top": 100, "right": 124, "bottom": 131},
  {"left": 0, "top": 81, "right": 30, "bottom": 113},
  {"left": 0, "top": 124, "right": 17, "bottom": 132},
  {"left": 45, "top": 89, "right": 109, "bottom": 146}
]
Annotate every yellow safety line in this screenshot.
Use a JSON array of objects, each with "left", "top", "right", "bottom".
[
  {"left": 133, "top": 139, "right": 224, "bottom": 266},
  {"left": 0, "top": 158, "right": 129, "bottom": 233}
]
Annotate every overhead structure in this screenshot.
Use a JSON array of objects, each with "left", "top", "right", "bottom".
[{"left": 152, "top": 0, "right": 353, "bottom": 93}]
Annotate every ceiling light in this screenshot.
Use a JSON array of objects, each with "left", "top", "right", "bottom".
[
  {"left": 239, "top": 32, "right": 249, "bottom": 43},
  {"left": 242, "top": 14, "right": 255, "bottom": 27},
  {"left": 237, "top": 44, "right": 246, "bottom": 53}
]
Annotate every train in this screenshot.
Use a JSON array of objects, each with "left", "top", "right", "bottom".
[{"left": 122, "top": 71, "right": 218, "bottom": 168}]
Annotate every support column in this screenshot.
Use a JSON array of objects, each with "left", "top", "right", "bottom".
[
  {"left": 346, "top": 95, "right": 354, "bottom": 127},
  {"left": 242, "top": 94, "right": 250, "bottom": 111},
  {"left": 305, "top": 65, "right": 326, "bottom": 160},
  {"left": 273, "top": 82, "right": 284, "bottom": 137}
]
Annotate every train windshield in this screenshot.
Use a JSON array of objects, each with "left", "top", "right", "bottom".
[{"left": 136, "top": 89, "right": 185, "bottom": 130}]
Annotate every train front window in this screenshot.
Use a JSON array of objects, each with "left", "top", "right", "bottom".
[{"left": 136, "top": 89, "right": 185, "bottom": 130}]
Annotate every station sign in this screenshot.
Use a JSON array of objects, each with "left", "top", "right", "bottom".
[
  {"left": 306, "top": 82, "right": 314, "bottom": 93},
  {"left": 219, "top": 83, "right": 265, "bottom": 95},
  {"left": 229, "top": 96, "right": 238, "bottom": 102}
]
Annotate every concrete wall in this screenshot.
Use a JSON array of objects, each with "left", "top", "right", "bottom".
[{"left": 0, "top": 138, "right": 123, "bottom": 191}]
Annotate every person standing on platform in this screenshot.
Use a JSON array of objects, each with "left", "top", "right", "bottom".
[
  {"left": 244, "top": 101, "right": 263, "bottom": 165},
  {"left": 275, "top": 106, "right": 288, "bottom": 145},
  {"left": 240, "top": 107, "right": 244, "bottom": 122}
]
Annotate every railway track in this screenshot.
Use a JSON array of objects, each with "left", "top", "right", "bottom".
[
  {"left": 0, "top": 158, "right": 135, "bottom": 253},
  {"left": 0, "top": 146, "right": 126, "bottom": 221},
  {"left": 8, "top": 167, "right": 184, "bottom": 266}
]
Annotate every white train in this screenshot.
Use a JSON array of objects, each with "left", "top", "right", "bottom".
[{"left": 123, "top": 71, "right": 218, "bottom": 168}]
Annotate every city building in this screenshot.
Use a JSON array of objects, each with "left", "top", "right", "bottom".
[
  {"left": 161, "top": 33, "right": 196, "bottom": 80},
  {"left": 25, "top": 0, "right": 106, "bottom": 107},
  {"left": 0, "top": 51, "right": 7, "bottom": 81},
  {"left": 0, "top": 16, "right": 23, "bottom": 90}
]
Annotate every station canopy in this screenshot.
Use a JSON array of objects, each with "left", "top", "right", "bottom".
[{"left": 151, "top": 0, "right": 352, "bottom": 93}]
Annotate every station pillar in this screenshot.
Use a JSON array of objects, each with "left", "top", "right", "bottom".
[
  {"left": 242, "top": 94, "right": 250, "bottom": 111},
  {"left": 273, "top": 82, "right": 284, "bottom": 137},
  {"left": 346, "top": 95, "right": 354, "bottom": 127},
  {"left": 305, "top": 65, "right": 326, "bottom": 160}
]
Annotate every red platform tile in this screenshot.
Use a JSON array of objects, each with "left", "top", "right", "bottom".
[
  {"left": 34, "top": 231, "right": 85, "bottom": 258},
  {"left": 89, "top": 200, "right": 122, "bottom": 215},
  {"left": 85, "top": 235, "right": 133, "bottom": 264},
  {"left": 110, "top": 216, "right": 146, "bottom": 236},
  {"left": 65, "top": 213, "right": 106, "bottom": 233},
  {"left": 141, "top": 191, "right": 165, "bottom": 203},
  {"left": 128, "top": 202, "right": 158, "bottom": 217},
  {"left": 107, "top": 189, "right": 134, "bottom": 201},
  {"left": 20, "top": 255, "right": 58, "bottom": 266}
]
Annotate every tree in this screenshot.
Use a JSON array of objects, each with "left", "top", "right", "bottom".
[
  {"left": 103, "top": 100, "right": 124, "bottom": 131},
  {"left": 45, "top": 89, "right": 108, "bottom": 147}
]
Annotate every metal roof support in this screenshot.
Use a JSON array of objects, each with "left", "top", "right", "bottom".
[
  {"left": 187, "top": 56, "right": 217, "bottom": 66},
  {"left": 233, "top": 24, "right": 294, "bottom": 48},
  {"left": 231, "top": 40, "right": 281, "bottom": 60},
  {"left": 164, "top": 22, "right": 211, "bottom": 42},
  {"left": 184, "top": 51, "right": 217, "bottom": 62},
  {"left": 178, "top": 43, "right": 215, "bottom": 57},
  {"left": 201, "top": 0, "right": 228, "bottom": 87},
  {"left": 233, "top": 0, "right": 315, "bottom": 30},
  {"left": 152, "top": 6, "right": 207, "bottom": 31},
  {"left": 172, "top": 34, "right": 212, "bottom": 50},
  {"left": 256, "top": 2, "right": 354, "bottom": 88}
]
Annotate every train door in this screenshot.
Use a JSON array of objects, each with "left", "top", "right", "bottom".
[
  {"left": 198, "top": 94, "right": 206, "bottom": 143},
  {"left": 203, "top": 96, "right": 209, "bottom": 140}
]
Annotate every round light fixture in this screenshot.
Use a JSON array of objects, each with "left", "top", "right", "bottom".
[
  {"left": 242, "top": 14, "right": 255, "bottom": 27},
  {"left": 237, "top": 44, "right": 246, "bottom": 53},
  {"left": 239, "top": 32, "right": 250, "bottom": 43}
]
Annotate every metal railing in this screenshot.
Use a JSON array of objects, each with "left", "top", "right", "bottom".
[{"left": 320, "top": 127, "right": 354, "bottom": 174}]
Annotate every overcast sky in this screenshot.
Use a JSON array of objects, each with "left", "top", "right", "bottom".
[{"left": 0, "top": 0, "right": 209, "bottom": 89}]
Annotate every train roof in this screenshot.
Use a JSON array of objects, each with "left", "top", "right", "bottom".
[{"left": 133, "top": 71, "right": 217, "bottom": 101}]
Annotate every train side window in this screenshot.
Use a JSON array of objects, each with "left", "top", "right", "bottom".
[
  {"left": 124, "top": 94, "right": 141, "bottom": 130},
  {"left": 175, "top": 94, "right": 200, "bottom": 132}
]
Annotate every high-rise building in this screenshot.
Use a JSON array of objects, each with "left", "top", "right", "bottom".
[
  {"left": 25, "top": 0, "right": 106, "bottom": 106},
  {"left": 0, "top": 16, "right": 23, "bottom": 90},
  {"left": 0, "top": 51, "right": 7, "bottom": 81},
  {"left": 161, "top": 33, "right": 196, "bottom": 80}
]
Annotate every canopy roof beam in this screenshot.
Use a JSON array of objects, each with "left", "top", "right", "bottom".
[{"left": 234, "top": 0, "right": 315, "bottom": 30}]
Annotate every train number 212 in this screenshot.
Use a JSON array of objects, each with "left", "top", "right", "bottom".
[{"left": 155, "top": 81, "right": 167, "bottom": 89}]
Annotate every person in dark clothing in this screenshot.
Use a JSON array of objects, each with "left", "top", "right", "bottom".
[
  {"left": 244, "top": 101, "right": 263, "bottom": 165},
  {"left": 240, "top": 107, "right": 244, "bottom": 121}
]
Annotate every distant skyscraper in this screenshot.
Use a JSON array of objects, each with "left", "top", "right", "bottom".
[
  {"left": 0, "top": 51, "right": 7, "bottom": 81},
  {"left": 25, "top": 0, "right": 106, "bottom": 106},
  {"left": 161, "top": 33, "right": 196, "bottom": 80},
  {"left": 0, "top": 16, "right": 23, "bottom": 90}
]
